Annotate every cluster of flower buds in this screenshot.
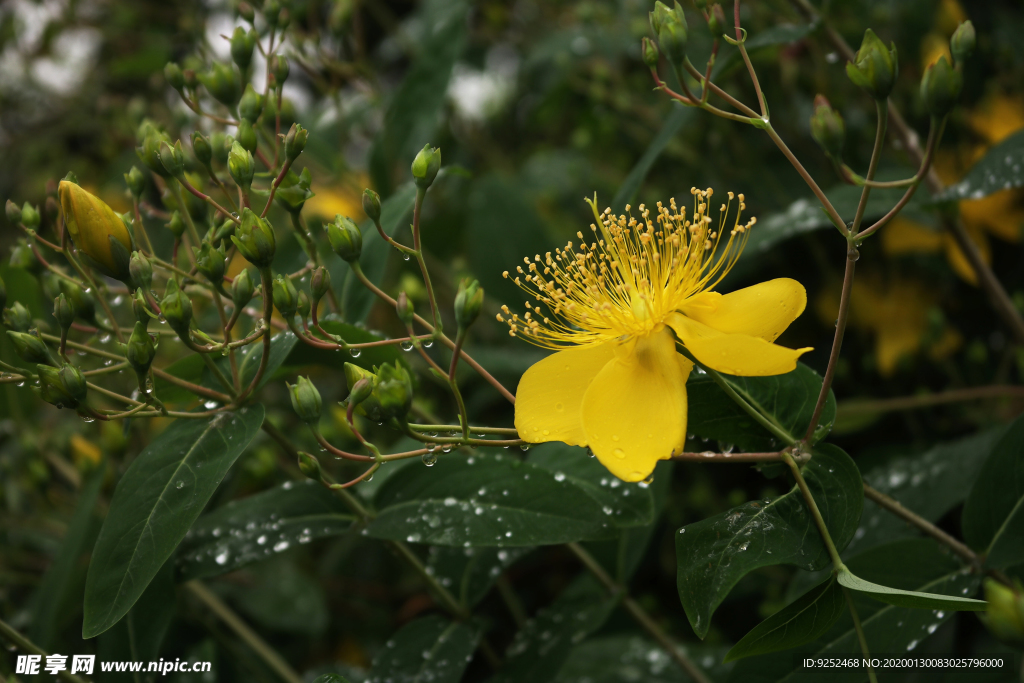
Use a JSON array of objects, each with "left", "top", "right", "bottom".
[
  {"left": 648, "top": 1, "right": 687, "bottom": 75},
  {"left": 341, "top": 361, "right": 414, "bottom": 423}
]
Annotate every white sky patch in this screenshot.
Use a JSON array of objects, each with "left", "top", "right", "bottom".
[
  {"left": 30, "top": 27, "right": 101, "bottom": 95},
  {"left": 448, "top": 44, "right": 519, "bottom": 123}
]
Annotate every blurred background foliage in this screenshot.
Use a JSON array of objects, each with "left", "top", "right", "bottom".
[{"left": 1, "top": 0, "right": 1023, "bottom": 680}]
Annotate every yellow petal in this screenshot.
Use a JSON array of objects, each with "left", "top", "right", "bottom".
[
  {"left": 514, "top": 342, "right": 616, "bottom": 446},
  {"left": 875, "top": 320, "right": 925, "bottom": 376},
  {"left": 580, "top": 328, "right": 691, "bottom": 482},
  {"left": 667, "top": 312, "right": 811, "bottom": 376},
  {"left": 881, "top": 216, "right": 944, "bottom": 256},
  {"left": 961, "top": 191, "right": 1024, "bottom": 244},
  {"left": 679, "top": 278, "right": 807, "bottom": 343},
  {"left": 943, "top": 228, "right": 990, "bottom": 287}
]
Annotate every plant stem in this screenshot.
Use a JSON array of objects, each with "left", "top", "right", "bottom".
[
  {"left": 698, "top": 363, "right": 795, "bottom": 445},
  {"left": 411, "top": 188, "right": 442, "bottom": 332},
  {"left": 862, "top": 484, "right": 981, "bottom": 570},
  {"left": 672, "top": 450, "right": 789, "bottom": 463},
  {"left": 837, "top": 385, "right": 1024, "bottom": 416},
  {"left": 782, "top": 452, "right": 843, "bottom": 568},
  {"left": 186, "top": 582, "right": 303, "bottom": 683},
  {"left": 567, "top": 543, "right": 711, "bottom": 683},
  {"left": 843, "top": 586, "right": 878, "bottom": 683},
  {"left": 0, "top": 617, "right": 91, "bottom": 683},
  {"left": 763, "top": 123, "right": 847, "bottom": 235},
  {"left": 733, "top": 0, "right": 767, "bottom": 118}
]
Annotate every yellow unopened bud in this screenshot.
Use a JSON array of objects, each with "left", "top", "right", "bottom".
[{"left": 59, "top": 181, "right": 133, "bottom": 281}]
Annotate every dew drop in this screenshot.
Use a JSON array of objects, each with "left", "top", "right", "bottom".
[
  {"left": 349, "top": 348, "right": 362, "bottom": 358},
  {"left": 422, "top": 451, "right": 438, "bottom": 467},
  {"left": 176, "top": 480, "right": 185, "bottom": 489},
  {"left": 401, "top": 341, "right": 414, "bottom": 352}
]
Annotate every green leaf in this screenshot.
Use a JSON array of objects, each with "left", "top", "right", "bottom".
[
  {"left": 82, "top": 406, "right": 265, "bottom": 638},
  {"left": 728, "top": 540, "right": 980, "bottom": 682},
  {"left": 527, "top": 442, "right": 655, "bottom": 527},
  {"left": 342, "top": 182, "right": 417, "bottom": 324},
  {"left": 29, "top": 463, "right": 105, "bottom": 650},
  {"left": 611, "top": 105, "right": 694, "bottom": 213},
  {"left": 938, "top": 129, "right": 1024, "bottom": 203},
  {"left": 176, "top": 480, "right": 355, "bottom": 581},
  {"left": 554, "top": 635, "right": 732, "bottom": 683},
  {"left": 426, "top": 545, "right": 533, "bottom": 608},
  {"left": 686, "top": 362, "right": 836, "bottom": 452},
  {"left": 676, "top": 444, "right": 862, "bottom": 639},
  {"left": 836, "top": 566, "right": 986, "bottom": 611},
  {"left": 725, "top": 575, "right": 845, "bottom": 663},
  {"left": 962, "top": 415, "right": 1024, "bottom": 568},
  {"left": 368, "top": 0, "right": 468, "bottom": 195},
  {"left": 220, "top": 558, "right": 330, "bottom": 636},
  {"left": 313, "top": 676, "right": 353, "bottom": 683},
  {"left": 491, "top": 575, "right": 618, "bottom": 683},
  {"left": 846, "top": 426, "right": 1005, "bottom": 556},
  {"left": 366, "top": 451, "right": 638, "bottom": 546},
  {"left": 367, "top": 615, "right": 481, "bottom": 683}
]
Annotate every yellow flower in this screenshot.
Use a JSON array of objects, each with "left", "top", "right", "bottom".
[
  {"left": 500, "top": 189, "right": 811, "bottom": 481},
  {"left": 59, "top": 180, "right": 134, "bottom": 281}
]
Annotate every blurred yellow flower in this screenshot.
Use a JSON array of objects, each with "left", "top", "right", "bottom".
[
  {"left": 69, "top": 433, "right": 102, "bottom": 468},
  {"left": 501, "top": 190, "right": 810, "bottom": 481},
  {"left": 816, "top": 274, "right": 960, "bottom": 376},
  {"left": 302, "top": 179, "right": 366, "bottom": 222}
]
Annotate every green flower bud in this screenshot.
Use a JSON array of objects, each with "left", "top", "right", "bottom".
[
  {"left": 133, "top": 288, "right": 156, "bottom": 325},
  {"left": 231, "top": 27, "right": 258, "bottom": 71},
  {"left": 212, "top": 218, "right": 236, "bottom": 245},
  {"left": 373, "top": 362, "right": 413, "bottom": 420},
  {"left": 411, "top": 144, "right": 442, "bottom": 190},
  {"left": 37, "top": 363, "right": 86, "bottom": 409},
  {"left": 845, "top": 28, "right": 898, "bottom": 100},
  {"left": 273, "top": 168, "right": 314, "bottom": 214},
  {"left": 325, "top": 215, "right": 363, "bottom": 262},
  {"left": 348, "top": 377, "right": 373, "bottom": 405},
  {"left": 278, "top": 8, "right": 290, "bottom": 29},
  {"left": 361, "top": 188, "right": 381, "bottom": 223},
  {"left": 124, "top": 166, "right": 146, "bottom": 199},
  {"left": 159, "top": 140, "right": 186, "bottom": 178},
  {"left": 296, "top": 291, "right": 310, "bottom": 320},
  {"left": 236, "top": 119, "right": 258, "bottom": 153},
  {"left": 192, "top": 132, "right": 213, "bottom": 168},
  {"left": 297, "top": 451, "right": 322, "bottom": 481},
  {"left": 199, "top": 62, "right": 241, "bottom": 108},
  {"left": 54, "top": 293, "right": 76, "bottom": 332},
  {"left": 237, "top": 1, "right": 255, "bottom": 22},
  {"left": 982, "top": 579, "right": 1024, "bottom": 645},
  {"left": 125, "top": 320, "right": 157, "bottom": 381},
  {"left": 231, "top": 268, "right": 255, "bottom": 308},
  {"left": 809, "top": 95, "right": 846, "bottom": 160},
  {"left": 166, "top": 210, "right": 186, "bottom": 238},
  {"left": 183, "top": 68, "right": 199, "bottom": 90},
  {"left": 920, "top": 55, "right": 962, "bottom": 117},
  {"left": 193, "top": 243, "right": 227, "bottom": 288},
  {"left": 238, "top": 84, "right": 265, "bottom": 123},
  {"left": 272, "top": 274, "right": 298, "bottom": 318},
  {"left": 9, "top": 239, "right": 38, "bottom": 272},
  {"left": 272, "top": 54, "right": 289, "bottom": 85},
  {"left": 211, "top": 132, "right": 231, "bottom": 166},
  {"left": 59, "top": 181, "right": 134, "bottom": 281},
  {"left": 309, "top": 266, "right": 331, "bottom": 308},
  {"left": 0, "top": 274, "right": 5, "bottom": 311},
  {"left": 950, "top": 20, "right": 975, "bottom": 66},
  {"left": 708, "top": 4, "right": 727, "bottom": 41},
  {"left": 343, "top": 362, "right": 383, "bottom": 420},
  {"left": 231, "top": 208, "right": 277, "bottom": 267},
  {"left": 228, "top": 141, "right": 255, "bottom": 190},
  {"left": 6, "top": 199, "right": 22, "bottom": 224},
  {"left": 8, "top": 330, "right": 53, "bottom": 364},
  {"left": 160, "top": 278, "right": 193, "bottom": 333},
  {"left": 137, "top": 131, "right": 173, "bottom": 178},
  {"left": 284, "top": 123, "right": 307, "bottom": 161},
  {"left": 641, "top": 37, "right": 659, "bottom": 69},
  {"left": 264, "top": 0, "right": 281, "bottom": 26},
  {"left": 20, "top": 202, "right": 40, "bottom": 229},
  {"left": 129, "top": 251, "right": 153, "bottom": 292},
  {"left": 454, "top": 278, "right": 484, "bottom": 330},
  {"left": 288, "top": 376, "right": 322, "bottom": 423},
  {"left": 396, "top": 291, "right": 414, "bottom": 326},
  {"left": 650, "top": 1, "right": 687, "bottom": 71},
  {"left": 164, "top": 62, "right": 185, "bottom": 90},
  {"left": 3, "top": 302, "right": 33, "bottom": 331},
  {"left": 60, "top": 280, "right": 96, "bottom": 324}
]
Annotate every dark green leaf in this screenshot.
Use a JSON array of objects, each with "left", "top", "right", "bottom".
[
  {"left": 725, "top": 575, "right": 845, "bottom": 662},
  {"left": 837, "top": 566, "right": 986, "bottom": 611},
  {"left": 368, "top": 1, "right": 468, "bottom": 194},
  {"left": 962, "top": 415, "right": 1024, "bottom": 568},
  {"left": 426, "top": 545, "right": 533, "bottom": 608},
  {"left": 313, "top": 676, "right": 353, "bottom": 683},
  {"left": 491, "top": 575, "right": 617, "bottom": 683},
  {"left": 554, "top": 635, "right": 732, "bottom": 683},
  {"left": 367, "top": 615, "right": 481, "bottom": 683},
  {"left": 527, "top": 442, "right": 655, "bottom": 527},
  {"left": 939, "top": 130, "right": 1024, "bottom": 202},
  {"left": 342, "top": 183, "right": 417, "bottom": 323},
  {"left": 611, "top": 105, "right": 694, "bottom": 213},
  {"left": 686, "top": 362, "right": 835, "bottom": 453},
  {"left": 30, "top": 463, "right": 105, "bottom": 650},
  {"left": 846, "top": 426, "right": 1006, "bottom": 556},
  {"left": 82, "top": 406, "right": 265, "bottom": 638},
  {"left": 222, "top": 558, "right": 329, "bottom": 636},
  {"left": 366, "top": 451, "right": 629, "bottom": 547},
  {"left": 176, "top": 480, "right": 356, "bottom": 581},
  {"left": 676, "top": 444, "right": 862, "bottom": 639}
]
